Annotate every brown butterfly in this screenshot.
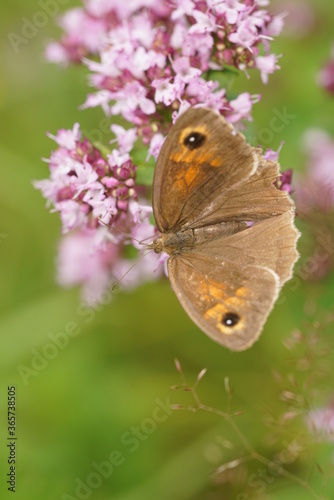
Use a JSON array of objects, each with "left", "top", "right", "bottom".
[{"left": 150, "top": 107, "right": 299, "bottom": 351}]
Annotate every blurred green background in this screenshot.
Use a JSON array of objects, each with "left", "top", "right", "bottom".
[{"left": 1, "top": 1, "right": 334, "bottom": 499}]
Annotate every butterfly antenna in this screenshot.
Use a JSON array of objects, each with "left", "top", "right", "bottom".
[
  {"left": 137, "top": 234, "right": 157, "bottom": 244},
  {"left": 112, "top": 249, "right": 154, "bottom": 292},
  {"left": 97, "top": 217, "right": 149, "bottom": 247}
]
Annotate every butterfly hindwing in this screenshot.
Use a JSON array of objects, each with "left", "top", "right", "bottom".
[{"left": 167, "top": 212, "right": 299, "bottom": 350}]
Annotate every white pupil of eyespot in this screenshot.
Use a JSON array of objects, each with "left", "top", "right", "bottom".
[{"left": 226, "top": 319, "right": 233, "bottom": 325}]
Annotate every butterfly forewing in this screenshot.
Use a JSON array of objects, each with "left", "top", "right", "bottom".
[{"left": 152, "top": 107, "right": 257, "bottom": 233}]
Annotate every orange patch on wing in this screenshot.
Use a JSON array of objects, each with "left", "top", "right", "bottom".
[
  {"left": 204, "top": 304, "right": 227, "bottom": 321},
  {"left": 197, "top": 151, "right": 215, "bottom": 164},
  {"left": 171, "top": 163, "right": 206, "bottom": 196},
  {"left": 197, "top": 279, "right": 228, "bottom": 302},
  {"left": 170, "top": 149, "right": 215, "bottom": 164},
  {"left": 197, "top": 280, "right": 249, "bottom": 305},
  {"left": 173, "top": 178, "right": 188, "bottom": 197},
  {"left": 236, "top": 286, "right": 249, "bottom": 298},
  {"left": 184, "top": 165, "right": 200, "bottom": 186},
  {"left": 208, "top": 282, "right": 228, "bottom": 301},
  {"left": 210, "top": 157, "right": 222, "bottom": 168},
  {"left": 225, "top": 296, "right": 243, "bottom": 308},
  {"left": 170, "top": 150, "right": 196, "bottom": 163},
  {"left": 223, "top": 287, "right": 248, "bottom": 309}
]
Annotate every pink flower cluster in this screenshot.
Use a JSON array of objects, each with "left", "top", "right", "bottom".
[
  {"left": 34, "top": 125, "right": 163, "bottom": 305},
  {"left": 37, "top": 0, "right": 286, "bottom": 303},
  {"left": 35, "top": 124, "right": 141, "bottom": 232},
  {"left": 47, "top": 0, "right": 283, "bottom": 151}
]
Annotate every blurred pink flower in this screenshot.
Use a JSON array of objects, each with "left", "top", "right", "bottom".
[
  {"left": 297, "top": 129, "right": 334, "bottom": 211},
  {"left": 255, "top": 54, "right": 280, "bottom": 84},
  {"left": 57, "top": 228, "right": 119, "bottom": 305},
  {"left": 317, "top": 46, "right": 334, "bottom": 95},
  {"left": 110, "top": 125, "right": 137, "bottom": 154},
  {"left": 307, "top": 403, "right": 334, "bottom": 442},
  {"left": 45, "top": 8, "right": 109, "bottom": 63},
  {"left": 264, "top": 141, "right": 284, "bottom": 162},
  {"left": 272, "top": 1, "right": 314, "bottom": 39},
  {"left": 208, "top": 0, "right": 247, "bottom": 25},
  {"left": 276, "top": 169, "right": 293, "bottom": 194},
  {"left": 47, "top": 123, "right": 81, "bottom": 149},
  {"left": 151, "top": 77, "right": 180, "bottom": 106},
  {"left": 228, "top": 92, "right": 261, "bottom": 123},
  {"left": 56, "top": 220, "right": 163, "bottom": 304},
  {"left": 294, "top": 128, "right": 334, "bottom": 281},
  {"left": 147, "top": 133, "right": 165, "bottom": 161},
  {"left": 228, "top": 19, "right": 258, "bottom": 50}
]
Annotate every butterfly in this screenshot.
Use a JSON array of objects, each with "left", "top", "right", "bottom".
[{"left": 150, "top": 107, "right": 299, "bottom": 351}]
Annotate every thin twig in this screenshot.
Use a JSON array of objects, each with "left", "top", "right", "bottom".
[{"left": 173, "top": 373, "right": 325, "bottom": 500}]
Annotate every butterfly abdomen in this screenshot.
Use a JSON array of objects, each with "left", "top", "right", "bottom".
[
  {"left": 153, "top": 221, "right": 247, "bottom": 255},
  {"left": 192, "top": 221, "right": 247, "bottom": 245}
]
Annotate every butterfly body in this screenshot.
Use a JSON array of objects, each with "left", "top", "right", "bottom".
[
  {"left": 152, "top": 107, "right": 299, "bottom": 351},
  {"left": 152, "top": 228, "right": 196, "bottom": 254},
  {"left": 152, "top": 221, "right": 246, "bottom": 255}
]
